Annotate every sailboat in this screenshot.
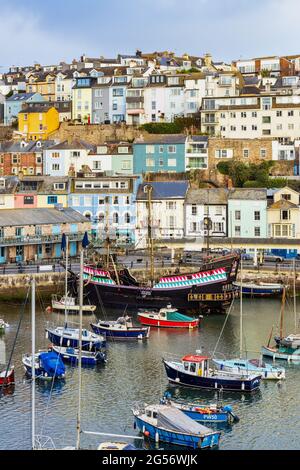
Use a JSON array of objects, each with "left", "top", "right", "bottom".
[
  {"left": 212, "top": 259, "right": 286, "bottom": 380},
  {"left": 0, "top": 338, "right": 15, "bottom": 387},
  {"left": 22, "top": 278, "right": 66, "bottom": 380},
  {"left": 262, "top": 260, "right": 300, "bottom": 362},
  {"left": 46, "top": 233, "right": 106, "bottom": 358}
]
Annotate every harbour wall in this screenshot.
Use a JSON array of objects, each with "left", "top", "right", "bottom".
[{"left": 0, "top": 267, "right": 298, "bottom": 301}]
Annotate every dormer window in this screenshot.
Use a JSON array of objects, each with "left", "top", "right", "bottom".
[
  {"left": 53, "top": 183, "right": 66, "bottom": 190},
  {"left": 97, "top": 146, "right": 107, "bottom": 154},
  {"left": 0, "top": 178, "right": 5, "bottom": 189}
]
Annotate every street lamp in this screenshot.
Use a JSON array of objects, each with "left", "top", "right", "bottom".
[{"left": 203, "top": 216, "right": 212, "bottom": 254}]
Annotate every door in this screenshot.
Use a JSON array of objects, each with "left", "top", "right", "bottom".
[
  {"left": 55, "top": 244, "right": 61, "bottom": 258},
  {"left": 69, "top": 241, "right": 77, "bottom": 257},
  {"left": 16, "top": 246, "right": 24, "bottom": 262},
  {"left": 0, "top": 247, "right": 5, "bottom": 264}
]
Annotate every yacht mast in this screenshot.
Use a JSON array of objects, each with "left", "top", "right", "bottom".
[
  {"left": 146, "top": 185, "right": 154, "bottom": 286},
  {"left": 279, "top": 286, "right": 286, "bottom": 339},
  {"left": 31, "top": 277, "right": 36, "bottom": 450},
  {"left": 76, "top": 248, "right": 84, "bottom": 450},
  {"left": 64, "top": 235, "right": 68, "bottom": 327},
  {"left": 293, "top": 258, "right": 297, "bottom": 331},
  {"left": 239, "top": 258, "right": 243, "bottom": 359}
]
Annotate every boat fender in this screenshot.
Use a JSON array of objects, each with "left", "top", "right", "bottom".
[
  {"left": 46, "top": 306, "right": 52, "bottom": 314},
  {"left": 45, "top": 331, "right": 49, "bottom": 339},
  {"left": 60, "top": 337, "right": 63, "bottom": 346},
  {"left": 67, "top": 340, "right": 70, "bottom": 347},
  {"left": 144, "top": 431, "right": 150, "bottom": 438},
  {"left": 45, "top": 372, "right": 48, "bottom": 377},
  {"left": 155, "top": 432, "right": 159, "bottom": 443},
  {"left": 89, "top": 342, "right": 92, "bottom": 351}
]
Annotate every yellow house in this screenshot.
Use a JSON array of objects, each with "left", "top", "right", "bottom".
[
  {"left": 72, "top": 77, "right": 94, "bottom": 123},
  {"left": 26, "top": 73, "right": 56, "bottom": 102},
  {"left": 267, "top": 186, "right": 300, "bottom": 238},
  {"left": 18, "top": 106, "right": 60, "bottom": 140}
]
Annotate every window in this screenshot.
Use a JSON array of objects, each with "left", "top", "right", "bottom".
[
  {"left": 47, "top": 196, "right": 58, "bottom": 204},
  {"left": 168, "top": 146, "right": 176, "bottom": 153},
  {"left": 277, "top": 110, "right": 282, "bottom": 117},
  {"left": 168, "top": 159, "right": 176, "bottom": 167},
  {"left": 235, "top": 210, "right": 241, "bottom": 220},
  {"left": 281, "top": 193, "right": 291, "bottom": 201},
  {"left": 16, "top": 227, "right": 24, "bottom": 237},
  {"left": 235, "top": 226, "right": 241, "bottom": 236},
  {"left": 125, "top": 213, "right": 130, "bottom": 224},
  {"left": 254, "top": 211, "right": 260, "bottom": 221},
  {"left": 241, "top": 112, "right": 247, "bottom": 118},
  {"left": 51, "top": 152, "right": 60, "bottom": 158},
  {"left": 24, "top": 196, "right": 34, "bottom": 205},
  {"left": 230, "top": 126, "right": 236, "bottom": 131},
  {"left": 146, "top": 158, "right": 154, "bottom": 167},
  {"left": 112, "top": 88, "right": 124, "bottom": 97},
  {"left": 84, "top": 196, "right": 92, "bottom": 206},
  {"left": 262, "top": 116, "right": 271, "bottom": 123},
  {"left": 241, "top": 126, "right": 247, "bottom": 131},
  {"left": 262, "top": 97, "right": 271, "bottom": 110},
  {"left": 281, "top": 210, "right": 290, "bottom": 220},
  {"left": 288, "top": 110, "right": 294, "bottom": 117},
  {"left": 53, "top": 183, "right": 65, "bottom": 190},
  {"left": 215, "top": 149, "right": 233, "bottom": 158},
  {"left": 93, "top": 161, "right": 101, "bottom": 170},
  {"left": 159, "top": 159, "right": 164, "bottom": 167},
  {"left": 159, "top": 146, "right": 164, "bottom": 153},
  {"left": 288, "top": 124, "right": 294, "bottom": 130},
  {"left": 230, "top": 112, "right": 236, "bottom": 118},
  {"left": 243, "top": 149, "right": 249, "bottom": 158},
  {"left": 125, "top": 196, "right": 130, "bottom": 205},
  {"left": 146, "top": 145, "right": 154, "bottom": 154},
  {"left": 151, "top": 101, "right": 156, "bottom": 110},
  {"left": 215, "top": 206, "right": 223, "bottom": 216},
  {"left": 260, "top": 149, "right": 266, "bottom": 158},
  {"left": 277, "top": 124, "right": 283, "bottom": 130},
  {"left": 166, "top": 201, "right": 176, "bottom": 210},
  {"left": 252, "top": 125, "right": 257, "bottom": 131},
  {"left": 214, "top": 222, "right": 224, "bottom": 233},
  {"left": 263, "top": 129, "right": 271, "bottom": 135},
  {"left": 113, "top": 213, "right": 119, "bottom": 224},
  {"left": 121, "top": 160, "right": 131, "bottom": 170},
  {"left": 254, "top": 227, "right": 260, "bottom": 236},
  {"left": 192, "top": 205, "right": 197, "bottom": 216},
  {"left": 252, "top": 112, "right": 257, "bottom": 118},
  {"left": 52, "top": 164, "right": 60, "bottom": 171},
  {"left": 118, "top": 146, "right": 129, "bottom": 154},
  {"left": 113, "top": 196, "right": 119, "bottom": 205},
  {"left": 12, "top": 154, "right": 20, "bottom": 164}
]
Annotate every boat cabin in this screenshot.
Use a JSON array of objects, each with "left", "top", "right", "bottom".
[{"left": 182, "top": 355, "right": 209, "bottom": 377}]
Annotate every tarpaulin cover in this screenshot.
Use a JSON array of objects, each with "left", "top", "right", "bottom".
[
  {"left": 157, "top": 406, "right": 212, "bottom": 436},
  {"left": 39, "top": 352, "right": 65, "bottom": 377}
]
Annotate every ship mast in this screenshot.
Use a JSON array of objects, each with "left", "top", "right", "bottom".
[{"left": 145, "top": 185, "right": 154, "bottom": 286}]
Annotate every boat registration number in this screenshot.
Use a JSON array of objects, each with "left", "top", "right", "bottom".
[{"left": 188, "top": 293, "right": 233, "bottom": 301}]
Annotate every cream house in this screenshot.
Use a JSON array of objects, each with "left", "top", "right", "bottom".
[{"left": 267, "top": 186, "right": 300, "bottom": 238}]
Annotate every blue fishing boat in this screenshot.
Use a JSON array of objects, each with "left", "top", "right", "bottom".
[
  {"left": 91, "top": 316, "right": 150, "bottom": 341},
  {"left": 212, "top": 358, "right": 285, "bottom": 380},
  {"left": 132, "top": 404, "right": 221, "bottom": 449},
  {"left": 261, "top": 345, "right": 300, "bottom": 362},
  {"left": 45, "top": 326, "right": 106, "bottom": 352},
  {"left": 160, "top": 394, "right": 239, "bottom": 424},
  {"left": 52, "top": 345, "right": 106, "bottom": 365},
  {"left": 233, "top": 281, "right": 284, "bottom": 297},
  {"left": 22, "top": 351, "right": 66, "bottom": 380},
  {"left": 163, "top": 354, "right": 261, "bottom": 392}
]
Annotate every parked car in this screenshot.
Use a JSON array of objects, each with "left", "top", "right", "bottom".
[
  {"left": 241, "top": 253, "right": 253, "bottom": 261},
  {"left": 263, "top": 254, "right": 284, "bottom": 263}
]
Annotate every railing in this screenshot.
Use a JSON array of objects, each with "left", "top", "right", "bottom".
[{"left": 0, "top": 232, "right": 86, "bottom": 247}]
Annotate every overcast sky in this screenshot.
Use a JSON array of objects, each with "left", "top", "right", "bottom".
[{"left": 1, "top": 0, "right": 299, "bottom": 68}]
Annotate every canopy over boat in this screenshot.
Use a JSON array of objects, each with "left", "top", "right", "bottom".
[
  {"left": 182, "top": 355, "right": 209, "bottom": 363},
  {"left": 39, "top": 352, "right": 65, "bottom": 377},
  {"left": 156, "top": 405, "right": 213, "bottom": 436}
]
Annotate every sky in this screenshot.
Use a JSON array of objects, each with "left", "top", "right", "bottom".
[{"left": 1, "top": 0, "right": 300, "bottom": 68}]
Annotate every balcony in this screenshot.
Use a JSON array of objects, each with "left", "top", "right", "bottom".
[{"left": 0, "top": 232, "right": 86, "bottom": 247}]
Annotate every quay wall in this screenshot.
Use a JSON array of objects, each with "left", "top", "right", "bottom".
[{"left": 0, "top": 267, "right": 298, "bottom": 301}]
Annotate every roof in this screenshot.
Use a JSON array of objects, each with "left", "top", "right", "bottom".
[
  {"left": 6, "top": 93, "right": 37, "bottom": 102},
  {"left": 228, "top": 188, "right": 267, "bottom": 200},
  {"left": 136, "top": 181, "right": 189, "bottom": 200},
  {"left": 0, "top": 140, "right": 55, "bottom": 153},
  {"left": 268, "top": 200, "right": 298, "bottom": 210},
  {"left": 134, "top": 134, "right": 186, "bottom": 145},
  {"left": 19, "top": 104, "right": 58, "bottom": 114},
  {"left": 186, "top": 188, "right": 228, "bottom": 205},
  {"left": 47, "top": 140, "right": 93, "bottom": 151},
  {"left": 0, "top": 208, "right": 88, "bottom": 227},
  {"left": 241, "top": 86, "right": 261, "bottom": 95},
  {"left": 182, "top": 355, "right": 209, "bottom": 363}
]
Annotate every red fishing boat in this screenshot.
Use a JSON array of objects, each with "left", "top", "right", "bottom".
[
  {"left": 137, "top": 304, "right": 200, "bottom": 328},
  {"left": 0, "top": 366, "right": 15, "bottom": 387}
]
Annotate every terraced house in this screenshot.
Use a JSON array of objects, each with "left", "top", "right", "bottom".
[
  {"left": 68, "top": 174, "right": 140, "bottom": 245},
  {"left": 0, "top": 207, "right": 90, "bottom": 264}
]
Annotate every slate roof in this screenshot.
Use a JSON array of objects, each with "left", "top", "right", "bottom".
[
  {"left": 19, "top": 104, "right": 57, "bottom": 114},
  {"left": 228, "top": 188, "right": 267, "bottom": 200},
  {"left": 0, "top": 208, "right": 88, "bottom": 226},
  {"left": 134, "top": 134, "right": 186, "bottom": 145},
  {"left": 136, "top": 181, "right": 189, "bottom": 200},
  {"left": 185, "top": 188, "right": 228, "bottom": 205},
  {"left": 0, "top": 140, "right": 55, "bottom": 153},
  {"left": 47, "top": 140, "right": 93, "bottom": 151},
  {"left": 6, "top": 93, "right": 36, "bottom": 102},
  {"left": 268, "top": 199, "right": 299, "bottom": 210}
]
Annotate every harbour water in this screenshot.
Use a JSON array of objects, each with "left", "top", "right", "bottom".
[{"left": 0, "top": 296, "right": 299, "bottom": 450}]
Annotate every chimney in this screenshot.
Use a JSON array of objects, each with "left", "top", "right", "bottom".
[{"left": 204, "top": 53, "right": 212, "bottom": 68}]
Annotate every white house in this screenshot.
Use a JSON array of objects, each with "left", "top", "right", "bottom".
[
  {"left": 44, "top": 140, "right": 93, "bottom": 176},
  {"left": 185, "top": 188, "right": 228, "bottom": 239}
]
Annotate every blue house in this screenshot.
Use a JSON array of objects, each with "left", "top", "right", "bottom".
[
  {"left": 4, "top": 92, "right": 44, "bottom": 126},
  {"left": 133, "top": 134, "right": 187, "bottom": 174},
  {"left": 68, "top": 175, "right": 141, "bottom": 245}
]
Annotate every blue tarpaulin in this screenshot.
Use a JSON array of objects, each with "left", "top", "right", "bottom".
[{"left": 39, "top": 351, "right": 65, "bottom": 377}]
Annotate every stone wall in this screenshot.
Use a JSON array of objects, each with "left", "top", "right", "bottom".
[
  {"left": 49, "top": 121, "right": 148, "bottom": 145},
  {"left": 0, "top": 126, "right": 13, "bottom": 142}
]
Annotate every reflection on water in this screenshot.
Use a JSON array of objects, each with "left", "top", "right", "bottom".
[{"left": 0, "top": 296, "right": 299, "bottom": 450}]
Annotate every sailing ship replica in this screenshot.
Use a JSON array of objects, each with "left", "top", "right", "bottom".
[{"left": 70, "top": 185, "right": 240, "bottom": 315}]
